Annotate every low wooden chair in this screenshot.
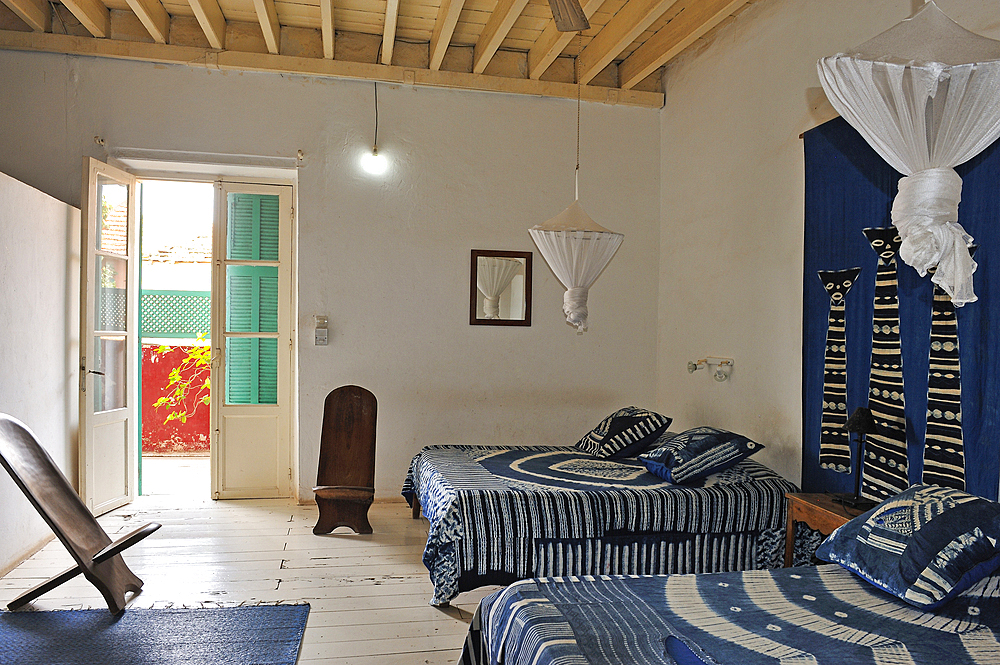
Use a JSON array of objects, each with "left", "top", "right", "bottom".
[
  {"left": 313, "top": 386, "right": 377, "bottom": 535},
  {"left": 0, "top": 414, "right": 160, "bottom": 615}
]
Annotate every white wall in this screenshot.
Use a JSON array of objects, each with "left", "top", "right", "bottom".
[
  {"left": 0, "top": 171, "right": 80, "bottom": 574},
  {"left": 296, "top": 78, "right": 661, "bottom": 499},
  {"left": 657, "top": 0, "right": 1000, "bottom": 485},
  {"left": 0, "top": 51, "right": 661, "bottom": 500}
]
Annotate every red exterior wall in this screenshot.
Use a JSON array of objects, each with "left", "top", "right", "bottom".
[{"left": 141, "top": 344, "right": 211, "bottom": 454}]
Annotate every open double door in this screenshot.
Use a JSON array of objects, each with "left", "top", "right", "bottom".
[{"left": 79, "top": 158, "right": 294, "bottom": 515}]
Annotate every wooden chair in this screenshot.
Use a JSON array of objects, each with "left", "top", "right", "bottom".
[
  {"left": 0, "top": 414, "right": 160, "bottom": 615},
  {"left": 313, "top": 386, "right": 377, "bottom": 535}
]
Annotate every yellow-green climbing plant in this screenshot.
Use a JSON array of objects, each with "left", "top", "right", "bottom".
[{"left": 153, "top": 333, "right": 211, "bottom": 424}]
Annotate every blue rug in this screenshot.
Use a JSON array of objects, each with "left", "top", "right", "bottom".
[{"left": 0, "top": 605, "right": 309, "bottom": 665}]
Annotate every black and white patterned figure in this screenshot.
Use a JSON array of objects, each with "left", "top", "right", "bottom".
[
  {"left": 862, "top": 226, "right": 909, "bottom": 500},
  {"left": 817, "top": 267, "right": 862, "bottom": 473},
  {"left": 921, "top": 246, "right": 976, "bottom": 490}
]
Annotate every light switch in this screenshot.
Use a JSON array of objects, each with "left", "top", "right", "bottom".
[{"left": 314, "top": 315, "right": 329, "bottom": 346}]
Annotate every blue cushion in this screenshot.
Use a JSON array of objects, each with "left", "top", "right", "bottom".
[
  {"left": 664, "top": 636, "right": 711, "bottom": 665},
  {"left": 638, "top": 427, "right": 762, "bottom": 484},
  {"left": 815, "top": 484, "right": 1000, "bottom": 610},
  {"left": 574, "top": 407, "right": 671, "bottom": 459}
]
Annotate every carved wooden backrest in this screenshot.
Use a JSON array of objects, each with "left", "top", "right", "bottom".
[
  {"left": 316, "top": 386, "right": 377, "bottom": 489},
  {"left": 0, "top": 415, "right": 110, "bottom": 565}
]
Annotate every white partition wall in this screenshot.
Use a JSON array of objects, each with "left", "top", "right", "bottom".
[{"left": 0, "top": 171, "right": 80, "bottom": 574}]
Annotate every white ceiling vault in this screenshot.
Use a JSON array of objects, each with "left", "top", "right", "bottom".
[{"left": 0, "top": 0, "right": 762, "bottom": 107}]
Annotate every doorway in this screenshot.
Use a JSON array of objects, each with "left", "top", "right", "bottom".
[
  {"left": 134, "top": 176, "right": 296, "bottom": 500},
  {"left": 138, "top": 180, "right": 214, "bottom": 496},
  {"left": 212, "top": 182, "right": 294, "bottom": 499}
]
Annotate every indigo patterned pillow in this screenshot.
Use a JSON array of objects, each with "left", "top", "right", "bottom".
[
  {"left": 574, "top": 407, "right": 671, "bottom": 459},
  {"left": 816, "top": 484, "right": 1000, "bottom": 610},
  {"left": 638, "top": 427, "right": 762, "bottom": 484}
]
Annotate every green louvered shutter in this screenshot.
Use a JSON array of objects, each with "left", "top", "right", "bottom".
[
  {"left": 257, "top": 338, "right": 278, "bottom": 404},
  {"left": 259, "top": 275, "right": 278, "bottom": 333},
  {"left": 225, "top": 337, "right": 253, "bottom": 404},
  {"left": 258, "top": 197, "right": 280, "bottom": 261},
  {"left": 227, "top": 195, "right": 255, "bottom": 260},
  {"left": 224, "top": 193, "right": 281, "bottom": 405}
]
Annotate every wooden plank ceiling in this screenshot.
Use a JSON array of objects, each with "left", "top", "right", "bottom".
[{"left": 0, "top": 0, "right": 760, "bottom": 107}]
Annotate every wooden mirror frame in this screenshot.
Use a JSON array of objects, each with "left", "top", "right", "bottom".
[{"left": 469, "top": 249, "right": 532, "bottom": 326}]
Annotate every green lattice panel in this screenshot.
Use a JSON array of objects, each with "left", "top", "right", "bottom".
[{"left": 141, "top": 290, "right": 211, "bottom": 338}]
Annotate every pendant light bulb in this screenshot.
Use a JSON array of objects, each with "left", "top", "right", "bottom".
[
  {"left": 361, "top": 146, "right": 388, "bottom": 175},
  {"left": 360, "top": 81, "right": 388, "bottom": 176}
]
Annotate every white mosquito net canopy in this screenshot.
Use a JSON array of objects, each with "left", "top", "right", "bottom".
[
  {"left": 817, "top": 1, "right": 1000, "bottom": 306},
  {"left": 529, "top": 200, "right": 623, "bottom": 333},
  {"left": 476, "top": 256, "right": 522, "bottom": 319}
]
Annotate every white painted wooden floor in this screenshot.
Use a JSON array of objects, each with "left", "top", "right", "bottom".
[{"left": 0, "top": 459, "right": 500, "bottom": 664}]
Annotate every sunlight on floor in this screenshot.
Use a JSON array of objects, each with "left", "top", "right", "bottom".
[
  {"left": 0, "top": 496, "right": 478, "bottom": 663},
  {"left": 141, "top": 455, "right": 211, "bottom": 497}
]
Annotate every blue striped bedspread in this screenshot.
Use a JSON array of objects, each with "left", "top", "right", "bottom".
[
  {"left": 462, "top": 566, "right": 1000, "bottom": 665},
  {"left": 401, "top": 445, "right": 798, "bottom": 605}
]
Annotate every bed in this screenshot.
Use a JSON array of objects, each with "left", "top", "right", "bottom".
[
  {"left": 460, "top": 566, "right": 1000, "bottom": 665},
  {"left": 401, "top": 442, "right": 798, "bottom": 605},
  {"left": 458, "top": 483, "right": 1000, "bottom": 665}
]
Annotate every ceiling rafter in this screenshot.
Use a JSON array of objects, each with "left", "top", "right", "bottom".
[
  {"left": 188, "top": 0, "right": 225, "bottom": 50},
  {"left": 576, "top": 0, "right": 678, "bottom": 85},
  {"left": 0, "top": 0, "right": 757, "bottom": 106},
  {"left": 251, "top": 0, "right": 280, "bottom": 54},
  {"left": 472, "top": 0, "right": 530, "bottom": 75},
  {"left": 124, "top": 0, "right": 169, "bottom": 44},
  {"left": 429, "top": 0, "right": 466, "bottom": 71},
  {"left": 381, "top": 0, "right": 399, "bottom": 65},
  {"left": 1, "top": 0, "right": 50, "bottom": 32},
  {"left": 527, "top": 0, "right": 604, "bottom": 81},
  {"left": 620, "top": 0, "right": 745, "bottom": 89},
  {"left": 320, "top": 0, "right": 334, "bottom": 59},
  {"left": 0, "top": 29, "right": 664, "bottom": 106},
  {"left": 61, "top": 0, "right": 110, "bottom": 38}
]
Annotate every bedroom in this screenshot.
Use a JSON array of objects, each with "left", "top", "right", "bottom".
[{"left": 1, "top": 0, "right": 998, "bottom": 662}]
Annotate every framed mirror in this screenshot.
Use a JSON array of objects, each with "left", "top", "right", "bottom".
[{"left": 470, "top": 249, "right": 532, "bottom": 326}]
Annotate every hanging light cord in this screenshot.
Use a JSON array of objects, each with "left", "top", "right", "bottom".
[
  {"left": 576, "top": 75, "right": 581, "bottom": 200},
  {"left": 575, "top": 32, "right": 582, "bottom": 201},
  {"left": 373, "top": 81, "right": 380, "bottom": 152}
]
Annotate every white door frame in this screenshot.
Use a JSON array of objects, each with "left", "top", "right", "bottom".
[
  {"left": 79, "top": 157, "right": 139, "bottom": 516},
  {"left": 211, "top": 181, "right": 295, "bottom": 499}
]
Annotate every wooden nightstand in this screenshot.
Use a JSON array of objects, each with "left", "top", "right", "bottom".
[{"left": 783, "top": 493, "right": 867, "bottom": 567}]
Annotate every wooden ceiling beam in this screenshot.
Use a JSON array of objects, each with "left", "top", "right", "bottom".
[
  {"left": 320, "top": 0, "right": 334, "bottom": 59},
  {"left": 381, "top": 0, "right": 399, "bottom": 64},
  {"left": 0, "top": 0, "right": 50, "bottom": 32},
  {"left": 428, "top": 0, "right": 465, "bottom": 71},
  {"left": 472, "top": 0, "right": 530, "bottom": 74},
  {"left": 189, "top": 0, "right": 226, "bottom": 50},
  {"left": 527, "top": 0, "right": 603, "bottom": 80},
  {"left": 620, "top": 0, "right": 744, "bottom": 89},
  {"left": 252, "top": 0, "right": 280, "bottom": 54},
  {"left": 61, "top": 0, "right": 110, "bottom": 38},
  {"left": 576, "top": 0, "right": 677, "bottom": 84},
  {"left": 123, "top": 0, "right": 169, "bottom": 43},
  {"left": 0, "top": 29, "right": 664, "bottom": 107}
]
